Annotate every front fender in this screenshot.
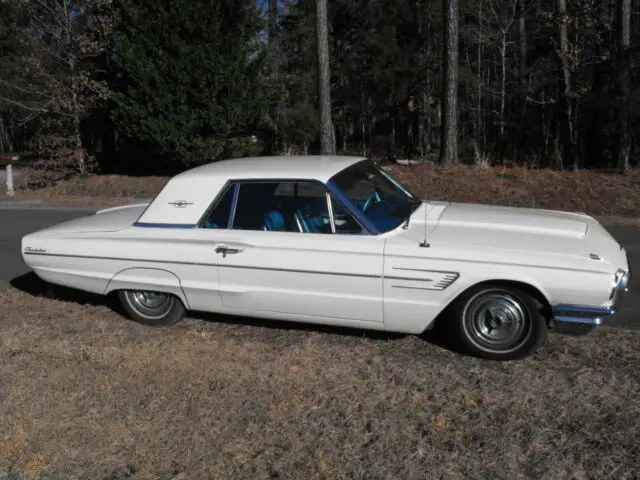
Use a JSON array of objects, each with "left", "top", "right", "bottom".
[{"left": 104, "top": 267, "right": 190, "bottom": 309}]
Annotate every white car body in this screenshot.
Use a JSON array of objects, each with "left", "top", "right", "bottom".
[{"left": 21, "top": 155, "right": 630, "bottom": 339}]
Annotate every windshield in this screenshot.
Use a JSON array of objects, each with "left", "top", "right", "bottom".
[{"left": 330, "top": 161, "right": 423, "bottom": 233}]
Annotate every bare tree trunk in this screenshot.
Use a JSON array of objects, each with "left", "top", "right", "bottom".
[
  {"left": 418, "top": 0, "right": 432, "bottom": 158},
  {"left": 499, "top": 32, "right": 507, "bottom": 163},
  {"left": 2, "top": 116, "right": 14, "bottom": 196},
  {"left": 362, "top": 119, "right": 366, "bottom": 157},
  {"left": 555, "top": 0, "right": 577, "bottom": 170},
  {"left": 266, "top": 0, "right": 280, "bottom": 155},
  {"left": 63, "top": 0, "right": 86, "bottom": 175},
  {"left": 472, "top": 0, "right": 484, "bottom": 165},
  {"left": 316, "top": 0, "right": 335, "bottom": 155},
  {"left": 361, "top": 94, "right": 367, "bottom": 157},
  {"left": 439, "top": 0, "right": 459, "bottom": 165},
  {"left": 6, "top": 164, "right": 14, "bottom": 197},
  {"left": 0, "top": 115, "right": 11, "bottom": 155},
  {"left": 517, "top": 0, "right": 527, "bottom": 161},
  {"left": 518, "top": 1, "right": 527, "bottom": 90},
  {"left": 0, "top": 116, "right": 4, "bottom": 181},
  {"left": 616, "top": 0, "right": 631, "bottom": 174},
  {"left": 268, "top": 0, "right": 278, "bottom": 45},
  {"left": 71, "top": 72, "right": 86, "bottom": 175}
]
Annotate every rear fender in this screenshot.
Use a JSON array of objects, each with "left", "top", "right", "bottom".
[{"left": 104, "top": 268, "right": 190, "bottom": 309}]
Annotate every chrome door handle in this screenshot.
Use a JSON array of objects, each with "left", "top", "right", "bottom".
[{"left": 216, "top": 246, "right": 243, "bottom": 257}]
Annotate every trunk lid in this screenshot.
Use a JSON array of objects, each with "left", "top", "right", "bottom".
[{"left": 33, "top": 203, "right": 149, "bottom": 235}]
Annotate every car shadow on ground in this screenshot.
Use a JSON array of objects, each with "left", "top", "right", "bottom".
[{"left": 9, "top": 272, "right": 466, "bottom": 355}]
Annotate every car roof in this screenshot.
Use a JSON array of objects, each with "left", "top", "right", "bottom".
[
  {"left": 135, "top": 155, "right": 369, "bottom": 226},
  {"left": 174, "top": 155, "right": 368, "bottom": 183}
]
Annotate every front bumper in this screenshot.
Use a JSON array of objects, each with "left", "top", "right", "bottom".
[{"left": 550, "top": 264, "right": 630, "bottom": 335}]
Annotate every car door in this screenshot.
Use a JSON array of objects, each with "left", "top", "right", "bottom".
[{"left": 202, "top": 179, "right": 384, "bottom": 324}]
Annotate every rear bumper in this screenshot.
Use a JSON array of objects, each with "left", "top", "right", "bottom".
[{"left": 551, "top": 263, "right": 630, "bottom": 335}]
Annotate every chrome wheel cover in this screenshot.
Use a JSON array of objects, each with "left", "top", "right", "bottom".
[
  {"left": 124, "top": 290, "right": 174, "bottom": 320},
  {"left": 462, "top": 290, "right": 532, "bottom": 354}
]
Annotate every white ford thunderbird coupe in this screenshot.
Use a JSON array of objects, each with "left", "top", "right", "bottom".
[{"left": 21, "top": 155, "right": 630, "bottom": 360}]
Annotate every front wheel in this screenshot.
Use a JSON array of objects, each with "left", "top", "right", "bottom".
[
  {"left": 449, "top": 284, "right": 547, "bottom": 360},
  {"left": 117, "top": 290, "right": 186, "bottom": 326}
]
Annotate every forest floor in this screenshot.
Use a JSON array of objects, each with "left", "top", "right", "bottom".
[
  {"left": 4, "top": 162, "right": 640, "bottom": 225},
  {"left": 1, "top": 281, "right": 640, "bottom": 479}
]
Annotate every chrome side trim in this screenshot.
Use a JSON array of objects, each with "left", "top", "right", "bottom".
[
  {"left": 392, "top": 266, "right": 459, "bottom": 274},
  {"left": 434, "top": 272, "right": 460, "bottom": 289},
  {"left": 394, "top": 255, "right": 610, "bottom": 274},
  {"left": 133, "top": 222, "right": 195, "bottom": 229},
  {"left": 386, "top": 276, "right": 433, "bottom": 282},
  {"left": 218, "top": 263, "right": 379, "bottom": 279},
  {"left": 23, "top": 250, "right": 217, "bottom": 267},
  {"left": 385, "top": 271, "right": 459, "bottom": 290},
  {"left": 23, "top": 251, "right": 380, "bottom": 279},
  {"left": 392, "top": 285, "right": 441, "bottom": 291}
]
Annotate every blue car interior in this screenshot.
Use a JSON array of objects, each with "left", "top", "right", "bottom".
[
  {"left": 351, "top": 194, "right": 404, "bottom": 232},
  {"left": 263, "top": 210, "right": 286, "bottom": 231},
  {"left": 212, "top": 182, "right": 331, "bottom": 233},
  {"left": 201, "top": 180, "right": 405, "bottom": 234}
]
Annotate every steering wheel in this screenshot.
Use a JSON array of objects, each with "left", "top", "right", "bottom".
[{"left": 362, "top": 191, "right": 381, "bottom": 212}]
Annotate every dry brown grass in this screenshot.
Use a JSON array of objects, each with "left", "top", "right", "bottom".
[
  {"left": 387, "top": 163, "right": 640, "bottom": 220},
  {"left": 8, "top": 164, "right": 640, "bottom": 225},
  {"left": 11, "top": 173, "right": 170, "bottom": 206},
  {"left": 1, "top": 283, "right": 640, "bottom": 479}
]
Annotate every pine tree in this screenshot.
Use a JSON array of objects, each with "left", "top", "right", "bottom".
[{"left": 110, "top": 0, "right": 271, "bottom": 168}]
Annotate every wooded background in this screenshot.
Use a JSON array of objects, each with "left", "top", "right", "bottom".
[{"left": 0, "top": 0, "right": 638, "bottom": 176}]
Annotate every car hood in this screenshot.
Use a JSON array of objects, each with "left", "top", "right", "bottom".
[
  {"left": 437, "top": 201, "right": 589, "bottom": 238},
  {"left": 400, "top": 201, "right": 626, "bottom": 273}
]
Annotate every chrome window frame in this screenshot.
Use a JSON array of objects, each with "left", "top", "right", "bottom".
[
  {"left": 325, "top": 192, "right": 336, "bottom": 233},
  {"left": 195, "top": 180, "right": 236, "bottom": 229},
  {"left": 326, "top": 159, "right": 423, "bottom": 235},
  {"left": 196, "top": 177, "right": 376, "bottom": 235}
]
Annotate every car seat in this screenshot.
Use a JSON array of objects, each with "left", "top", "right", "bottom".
[{"left": 263, "top": 210, "right": 286, "bottom": 231}]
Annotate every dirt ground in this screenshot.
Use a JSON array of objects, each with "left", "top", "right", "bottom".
[
  {"left": 1, "top": 280, "right": 639, "bottom": 479},
  {"left": 6, "top": 163, "right": 640, "bottom": 225}
]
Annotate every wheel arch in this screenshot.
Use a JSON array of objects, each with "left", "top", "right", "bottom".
[
  {"left": 433, "top": 278, "right": 553, "bottom": 328},
  {"left": 455, "top": 279, "right": 551, "bottom": 309},
  {"left": 442, "top": 278, "right": 551, "bottom": 360},
  {"left": 103, "top": 267, "right": 190, "bottom": 309}
]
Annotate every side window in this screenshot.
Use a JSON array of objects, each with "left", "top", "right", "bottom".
[
  {"left": 201, "top": 184, "right": 235, "bottom": 229},
  {"left": 291, "top": 182, "right": 331, "bottom": 234},
  {"left": 231, "top": 181, "right": 332, "bottom": 233},
  {"left": 232, "top": 182, "right": 280, "bottom": 231},
  {"left": 330, "top": 195, "right": 366, "bottom": 234}
]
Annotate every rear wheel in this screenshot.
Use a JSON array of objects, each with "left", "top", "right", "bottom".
[
  {"left": 450, "top": 284, "right": 547, "bottom": 360},
  {"left": 118, "top": 290, "right": 186, "bottom": 326}
]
